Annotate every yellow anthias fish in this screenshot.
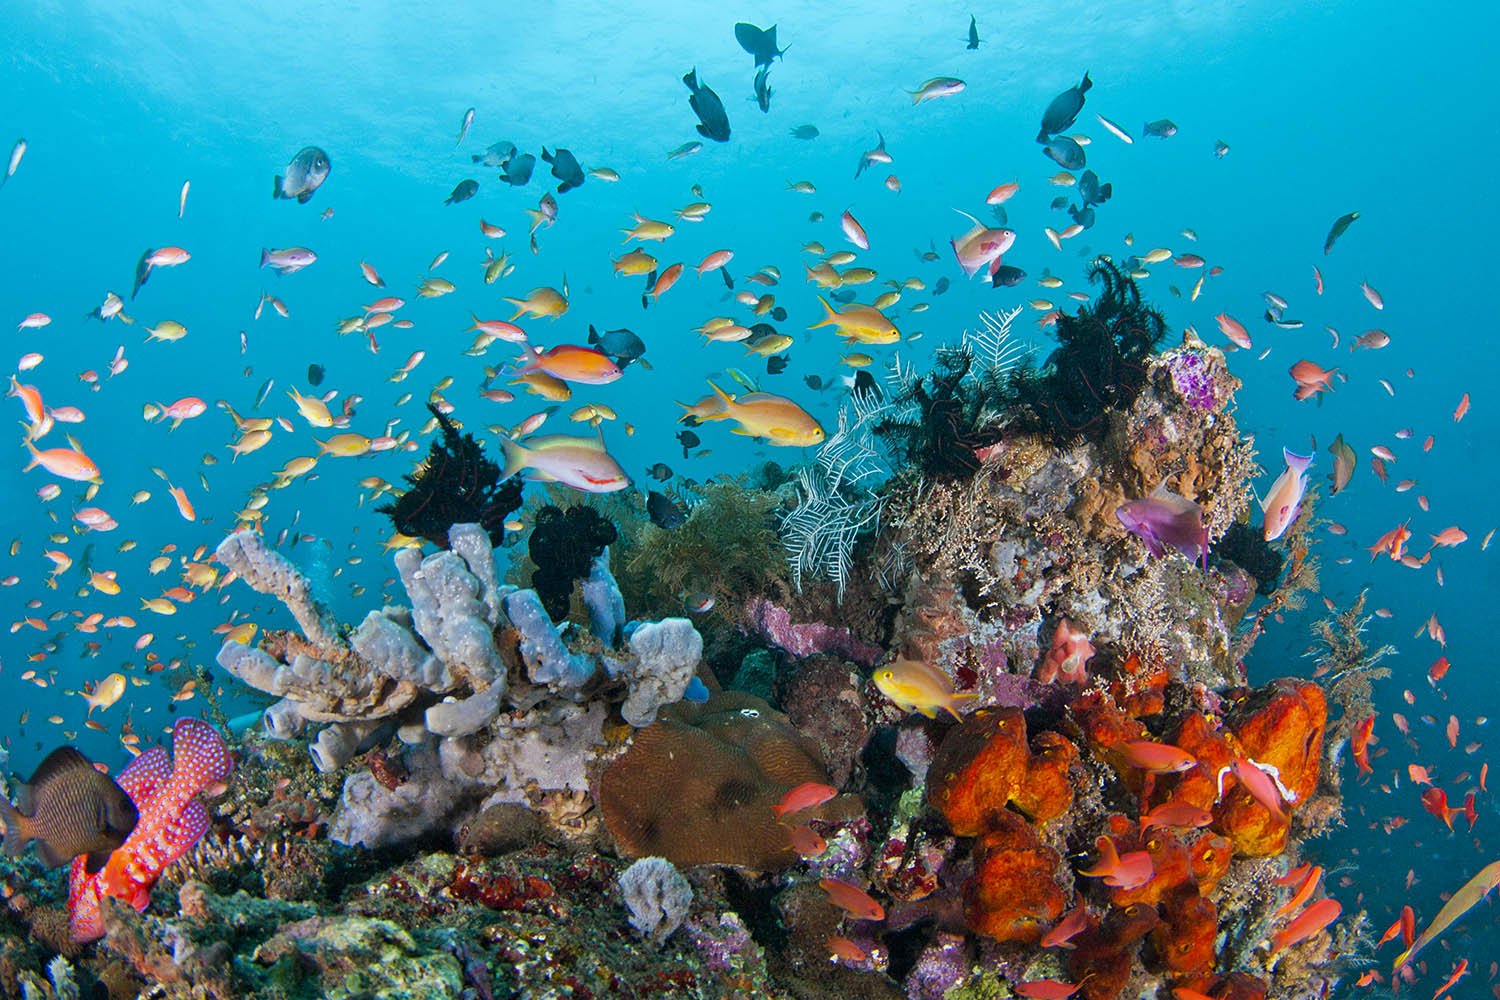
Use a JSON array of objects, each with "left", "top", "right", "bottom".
[
  {"left": 504, "top": 286, "right": 568, "bottom": 321},
  {"left": 318, "top": 433, "right": 372, "bottom": 457},
  {"left": 140, "top": 598, "right": 176, "bottom": 615},
  {"left": 145, "top": 320, "right": 187, "bottom": 342},
  {"left": 804, "top": 263, "right": 843, "bottom": 289},
  {"left": 88, "top": 570, "right": 120, "bottom": 595},
  {"left": 416, "top": 277, "right": 456, "bottom": 298},
  {"left": 287, "top": 388, "right": 333, "bottom": 428},
  {"left": 699, "top": 382, "right": 824, "bottom": 447},
  {"left": 223, "top": 621, "right": 258, "bottom": 645},
  {"left": 613, "top": 249, "right": 658, "bottom": 276},
  {"left": 1142, "top": 247, "right": 1173, "bottom": 264},
  {"left": 873, "top": 658, "right": 978, "bottom": 721},
  {"left": 825, "top": 251, "right": 858, "bottom": 266},
  {"left": 809, "top": 296, "right": 900, "bottom": 345},
  {"left": 81, "top": 672, "right": 127, "bottom": 714},
  {"left": 620, "top": 213, "right": 675, "bottom": 243}
]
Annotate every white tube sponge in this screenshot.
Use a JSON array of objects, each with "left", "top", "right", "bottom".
[
  {"left": 619, "top": 857, "right": 693, "bottom": 946},
  {"left": 216, "top": 641, "right": 292, "bottom": 697},
  {"left": 262, "top": 698, "right": 306, "bottom": 740},
  {"left": 310, "top": 719, "right": 383, "bottom": 773},
  {"left": 501, "top": 589, "right": 596, "bottom": 689},
  {"left": 396, "top": 547, "right": 506, "bottom": 689},
  {"left": 620, "top": 618, "right": 703, "bottom": 728},
  {"left": 447, "top": 523, "right": 503, "bottom": 627},
  {"left": 581, "top": 548, "right": 626, "bottom": 647},
  {"left": 215, "top": 530, "right": 344, "bottom": 649},
  {"left": 351, "top": 611, "right": 452, "bottom": 692},
  {"left": 425, "top": 680, "right": 506, "bottom": 738}
]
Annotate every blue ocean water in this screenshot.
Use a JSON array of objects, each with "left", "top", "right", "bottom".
[{"left": 1, "top": 0, "right": 1497, "bottom": 983}]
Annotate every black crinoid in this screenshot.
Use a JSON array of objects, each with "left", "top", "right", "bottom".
[
  {"left": 873, "top": 346, "right": 1004, "bottom": 479},
  {"left": 377, "top": 404, "right": 523, "bottom": 548},
  {"left": 1001, "top": 257, "right": 1167, "bottom": 445},
  {"left": 528, "top": 505, "right": 618, "bottom": 621}
]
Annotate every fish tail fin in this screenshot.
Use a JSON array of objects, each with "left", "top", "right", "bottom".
[
  {"left": 259, "top": 248, "right": 270, "bottom": 268},
  {"left": 1282, "top": 447, "right": 1313, "bottom": 472},
  {"left": 682, "top": 68, "right": 697, "bottom": 91},
  {"left": 1079, "top": 70, "right": 1092, "bottom": 93},
  {"left": 808, "top": 296, "right": 839, "bottom": 330},
  {"left": 944, "top": 693, "right": 979, "bottom": 721},
  {"left": 909, "top": 91, "right": 922, "bottom": 106},
  {"left": 498, "top": 437, "right": 529, "bottom": 481},
  {"left": 706, "top": 380, "right": 736, "bottom": 412},
  {"left": 272, "top": 176, "right": 283, "bottom": 199},
  {"left": 503, "top": 298, "right": 527, "bottom": 321},
  {"left": 0, "top": 797, "right": 27, "bottom": 858}
]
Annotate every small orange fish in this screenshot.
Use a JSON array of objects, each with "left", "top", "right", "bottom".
[
  {"left": 818, "top": 877, "right": 884, "bottom": 921},
  {"left": 1270, "top": 897, "right": 1341, "bottom": 954},
  {"left": 773, "top": 782, "right": 837, "bottom": 818}
]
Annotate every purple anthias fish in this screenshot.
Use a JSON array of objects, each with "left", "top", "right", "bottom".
[{"left": 1116, "top": 485, "right": 1209, "bottom": 567}]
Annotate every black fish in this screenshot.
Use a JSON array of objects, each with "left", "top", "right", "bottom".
[
  {"left": 273, "top": 145, "right": 331, "bottom": 203},
  {"left": 990, "top": 205, "right": 1008, "bottom": 226},
  {"left": 1049, "top": 196, "right": 1070, "bottom": 210},
  {"left": 1142, "top": 119, "right": 1178, "bottom": 139},
  {"left": 789, "top": 124, "right": 819, "bottom": 140},
  {"left": 472, "top": 141, "right": 517, "bottom": 168},
  {"left": 804, "top": 374, "right": 825, "bottom": 390},
  {"left": 587, "top": 325, "right": 647, "bottom": 370},
  {"left": 646, "top": 490, "right": 687, "bottom": 530},
  {"left": 933, "top": 277, "right": 950, "bottom": 296},
  {"left": 966, "top": 14, "right": 981, "bottom": 49},
  {"left": 130, "top": 248, "right": 153, "bottom": 300},
  {"left": 444, "top": 179, "right": 478, "bottom": 205},
  {"left": 721, "top": 268, "right": 735, "bottom": 289},
  {"left": 0, "top": 746, "right": 137, "bottom": 871},
  {"left": 992, "top": 265, "right": 1027, "bottom": 287},
  {"left": 831, "top": 289, "right": 856, "bottom": 304},
  {"left": 683, "top": 69, "right": 731, "bottom": 143},
  {"left": 734, "top": 22, "right": 787, "bottom": 68},
  {"left": 540, "top": 147, "right": 585, "bottom": 194},
  {"left": 1037, "top": 71, "right": 1091, "bottom": 141},
  {"left": 1213, "top": 139, "right": 1230, "bottom": 159},
  {"left": 845, "top": 369, "right": 881, "bottom": 400},
  {"left": 1077, "top": 169, "right": 1112, "bottom": 207},
  {"left": 1042, "top": 135, "right": 1086, "bottom": 170},
  {"left": 677, "top": 429, "right": 700, "bottom": 458},
  {"left": 646, "top": 462, "right": 673, "bottom": 482},
  {"left": 307, "top": 363, "right": 325, "bottom": 387},
  {"left": 770, "top": 306, "right": 787, "bottom": 322},
  {"left": 1068, "top": 204, "right": 1096, "bottom": 230},
  {"left": 501, "top": 153, "right": 535, "bottom": 187},
  {"left": 766, "top": 353, "right": 789, "bottom": 375},
  {"left": 1323, "top": 211, "right": 1359, "bottom": 255},
  {"left": 753, "top": 65, "right": 773, "bottom": 113}
]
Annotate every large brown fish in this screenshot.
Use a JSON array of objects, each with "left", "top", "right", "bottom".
[{"left": 0, "top": 746, "right": 137, "bottom": 871}]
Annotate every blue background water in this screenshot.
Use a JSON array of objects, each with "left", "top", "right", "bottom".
[{"left": 2, "top": 0, "right": 1497, "bottom": 982}]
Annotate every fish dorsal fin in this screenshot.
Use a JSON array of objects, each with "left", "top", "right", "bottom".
[{"left": 27, "top": 746, "right": 91, "bottom": 793}]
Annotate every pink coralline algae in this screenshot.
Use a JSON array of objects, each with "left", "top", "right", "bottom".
[
  {"left": 68, "top": 718, "right": 234, "bottom": 942},
  {"left": 1168, "top": 350, "right": 1220, "bottom": 411},
  {"left": 746, "top": 598, "right": 884, "bottom": 667}
]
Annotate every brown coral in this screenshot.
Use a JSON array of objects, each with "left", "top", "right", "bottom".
[{"left": 598, "top": 690, "right": 849, "bottom": 870}]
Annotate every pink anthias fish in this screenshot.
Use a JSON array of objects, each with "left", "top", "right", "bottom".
[
  {"left": 950, "top": 210, "right": 1015, "bottom": 279},
  {"left": 499, "top": 433, "right": 630, "bottom": 493},
  {"left": 1258, "top": 447, "right": 1312, "bottom": 541},
  {"left": 1115, "top": 484, "right": 1208, "bottom": 567},
  {"left": 1035, "top": 618, "right": 1094, "bottom": 685}
]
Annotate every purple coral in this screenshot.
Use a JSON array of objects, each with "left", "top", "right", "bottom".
[
  {"left": 1168, "top": 350, "right": 1219, "bottom": 411},
  {"left": 904, "top": 931, "right": 971, "bottom": 1000},
  {"left": 745, "top": 598, "right": 884, "bottom": 667}
]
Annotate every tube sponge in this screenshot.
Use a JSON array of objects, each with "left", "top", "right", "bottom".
[
  {"left": 620, "top": 618, "right": 703, "bottom": 727},
  {"left": 501, "top": 589, "right": 596, "bottom": 689},
  {"left": 215, "top": 529, "right": 344, "bottom": 649}
]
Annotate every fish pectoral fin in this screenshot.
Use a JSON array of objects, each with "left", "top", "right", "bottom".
[{"left": 82, "top": 847, "right": 115, "bottom": 875}]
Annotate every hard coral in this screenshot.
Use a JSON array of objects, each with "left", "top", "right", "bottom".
[
  {"left": 598, "top": 690, "right": 847, "bottom": 870},
  {"left": 378, "top": 404, "right": 523, "bottom": 547}
]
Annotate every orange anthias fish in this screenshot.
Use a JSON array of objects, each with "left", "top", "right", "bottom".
[
  {"left": 1368, "top": 521, "right": 1412, "bottom": 561},
  {"left": 872, "top": 658, "right": 977, "bottom": 720},
  {"left": 1141, "top": 801, "right": 1213, "bottom": 831},
  {"left": 1351, "top": 714, "right": 1376, "bottom": 776},
  {"left": 772, "top": 781, "right": 837, "bottom": 818},
  {"left": 512, "top": 343, "right": 622, "bottom": 385},
  {"left": 1275, "top": 866, "right": 1323, "bottom": 918},
  {"left": 1078, "top": 836, "right": 1154, "bottom": 890},
  {"left": 1270, "top": 897, "right": 1341, "bottom": 954},
  {"left": 818, "top": 876, "right": 884, "bottom": 921},
  {"left": 1421, "top": 787, "right": 1462, "bottom": 831},
  {"left": 1118, "top": 740, "right": 1197, "bottom": 774},
  {"left": 1039, "top": 907, "right": 1090, "bottom": 948},
  {"left": 1015, "top": 980, "right": 1083, "bottom": 999}
]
